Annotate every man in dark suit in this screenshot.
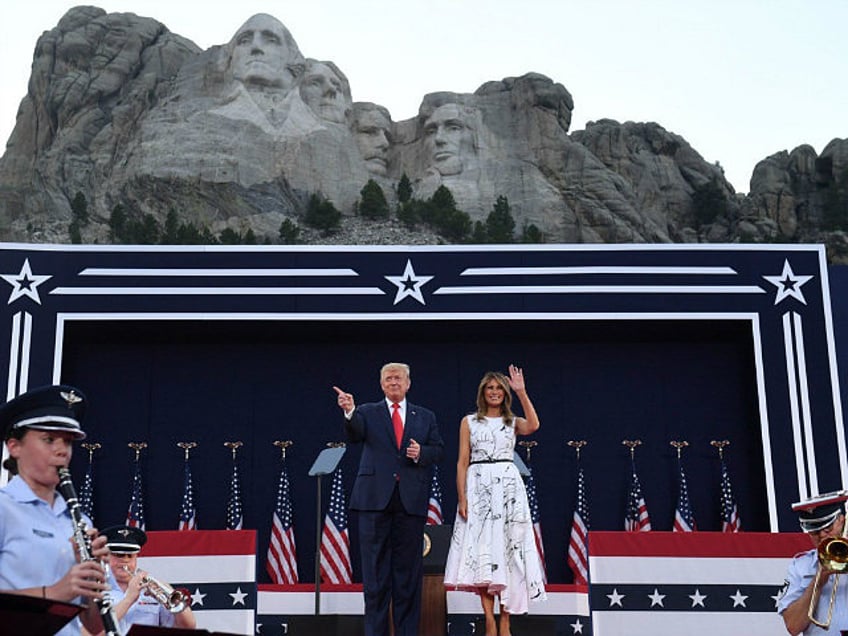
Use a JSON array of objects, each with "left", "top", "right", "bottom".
[{"left": 334, "top": 362, "right": 444, "bottom": 636}]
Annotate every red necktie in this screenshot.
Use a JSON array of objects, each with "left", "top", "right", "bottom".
[{"left": 392, "top": 403, "right": 403, "bottom": 449}]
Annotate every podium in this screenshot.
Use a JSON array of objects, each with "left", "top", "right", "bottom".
[
  {"left": 0, "top": 591, "right": 82, "bottom": 636},
  {"left": 420, "top": 524, "right": 453, "bottom": 636}
]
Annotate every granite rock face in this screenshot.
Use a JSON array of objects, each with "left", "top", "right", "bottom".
[{"left": 0, "top": 7, "right": 845, "bottom": 259}]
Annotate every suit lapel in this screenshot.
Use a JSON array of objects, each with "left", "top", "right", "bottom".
[{"left": 403, "top": 403, "right": 417, "bottom": 446}]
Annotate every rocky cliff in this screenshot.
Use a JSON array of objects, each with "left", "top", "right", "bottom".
[{"left": 1, "top": 7, "right": 846, "bottom": 259}]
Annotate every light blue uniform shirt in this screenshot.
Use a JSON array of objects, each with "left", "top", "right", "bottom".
[
  {"left": 777, "top": 548, "right": 848, "bottom": 634},
  {"left": 0, "top": 474, "right": 89, "bottom": 636}
]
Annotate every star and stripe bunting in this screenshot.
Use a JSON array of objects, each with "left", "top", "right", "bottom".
[
  {"left": 588, "top": 531, "right": 809, "bottom": 635},
  {"left": 138, "top": 529, "right": 256, "bottom": 634}
]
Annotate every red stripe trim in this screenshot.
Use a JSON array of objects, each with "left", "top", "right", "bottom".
[
  {"left": 144, "top": 529, "right": 256, "bottom": 556},
  {"left": 589, "top": 530, "right": 810, "bottom": 557}
]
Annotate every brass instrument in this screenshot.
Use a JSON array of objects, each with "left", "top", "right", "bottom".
[
  {"left": 122, "top": 566, "right": 189, "bottom": 613},
  {"left": 807, "top": 504, "right": 848, "bottom": 628}
]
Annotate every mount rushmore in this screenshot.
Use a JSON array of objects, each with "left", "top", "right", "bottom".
[{"left": 0, "top": 6, "right": 846, "bottom": 257}]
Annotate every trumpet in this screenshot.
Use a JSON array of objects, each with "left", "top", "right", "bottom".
[
  {"left": 122, "top": 566, "right": 189, "bottom": 614},
  {"left": 808, "top": 523, "right": 848, "bottom": 628}
]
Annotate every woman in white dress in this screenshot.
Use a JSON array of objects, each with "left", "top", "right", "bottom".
[{"left": 444, "top": 364, "right": 546, "bottom": 636}]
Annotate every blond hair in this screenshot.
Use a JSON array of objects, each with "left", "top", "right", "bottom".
[{"left": 474, "top": 371, "right": 514, "bottom": 426}]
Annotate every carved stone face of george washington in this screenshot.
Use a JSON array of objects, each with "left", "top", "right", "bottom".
[{"left": 229, "top": 14, "right": 300, "bottom": 91}]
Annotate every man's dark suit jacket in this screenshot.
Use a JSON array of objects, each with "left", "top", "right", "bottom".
[{"left": 344, "top": 399, "right": 444, "bottom": 514}]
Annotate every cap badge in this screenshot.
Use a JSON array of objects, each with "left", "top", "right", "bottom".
[{"left": 60, "top": 390, "right": 82, "bottom": 408}]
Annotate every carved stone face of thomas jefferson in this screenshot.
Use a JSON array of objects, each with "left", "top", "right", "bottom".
[
  {"left": 299, "top": 60, "right": 351, "bottom": 124},
  {"left": 230, "top": 14, "right": 300, "bottom": 91},
  {"left": 422, "top": 103, "right": 476, "bottom": 176},
  {"left": 352, "top": 105, "right": 392, "bottom": 175}
]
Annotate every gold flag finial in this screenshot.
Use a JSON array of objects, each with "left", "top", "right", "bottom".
[
  {"left": 224, "top": 441, "right": 244, "bottom": 460},
  {"left": 710, "top": 439, "right": 730, "bottom": 459},
  {"left": 622, "top": 439, "right": 643, "bottom": 459},
  {"left": 177, "top": 441, "right": 198, "bottom": 461},
  {"left": 670, "top": 440, "right": 689, "bottom": 459},
  {"left": 567, "top": 440, "right": 587, "bottom": 460},
  {"left": 82, "top": 442, "right": 101, "bottom": 463},
  {"left": 518, "top": 440, "right": 538, "bottom": 461},
  {"left": 128, "top": 441, "right": 147, "bottom": 462},
  {"left": 273, "top": 440, "right": 293, "bottom": 459}
]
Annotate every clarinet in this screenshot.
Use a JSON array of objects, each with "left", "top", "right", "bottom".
[{"left": 57, "top": 467, "right": 124, "bottom": 636}]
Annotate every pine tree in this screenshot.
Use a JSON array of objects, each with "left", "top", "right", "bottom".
[
  {"left": 304, "top": 193, "right": 341, "bottom": 235},
  {"left": 279, "top": 218, "right": 301, "bottom": 244},
  {"left": 485, "top": 195, "right": 516, "bottom": 243},
  {"left": 71, "top": 191, "right": 89, "bottom": 224},
  {"left": 397, "top": 173, "right": 413, "bottom": 204},
  {"left": 359, "top": 179, "right": 389, "bottom": 220}
]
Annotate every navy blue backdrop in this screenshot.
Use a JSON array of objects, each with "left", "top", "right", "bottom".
[{"left": 62, "top": 317, "right": 765, "bottom": 584}]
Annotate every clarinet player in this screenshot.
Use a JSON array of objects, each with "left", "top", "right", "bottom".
[{"left": 0, "top": 385, "right": 112, "bottom": 636}]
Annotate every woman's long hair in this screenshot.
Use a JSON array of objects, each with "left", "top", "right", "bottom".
[{"left": 474, "top": 371, "right": 514, "bottom": 426}]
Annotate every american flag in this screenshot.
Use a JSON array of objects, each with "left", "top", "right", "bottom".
[
  {"left": 226, "top": 457, "right": 243, "bottom": 530},
  {"left": 427, "top": 465, "right": 444, "bottom": 525},
  {"left": 126, "top": 460, "right": 146, "bottom": 530},
  {"left": 319, "top": 468, "right": 352, "bottom": 584},
  {"left": 80, "top": 460, "right": 96, "bottom": 522},
  {"left": 624, "top": 459, "right": 651, "bottom": 532},
  {"left": 566, "top": 465, "right": 590, "bottom": 585},
  {"left": 266, "top": 455, "right": 298, "bottom": 584},
  {"left": 720, "top": 457, "right": 741, "bottom": 532},
  {"left": 524, "top": 464, "right": 548, "bottom": 583},
  {"left": 178, "top": 460, "right": 197, "bottom": 531},
  {"left": 673, "top": 459, "right": 697, "bottom": 532}
]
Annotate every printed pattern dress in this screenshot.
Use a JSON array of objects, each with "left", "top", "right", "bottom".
[{"left": 444, "top": 415, "right": 547, "bottom": 614}]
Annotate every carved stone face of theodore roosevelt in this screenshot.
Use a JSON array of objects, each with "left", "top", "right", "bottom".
[{"left": 352, "top": 105, "right": 392, "bottom": 175}]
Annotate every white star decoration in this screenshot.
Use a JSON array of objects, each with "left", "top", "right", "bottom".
[
  {"left": 385, "top": 259, "right": 433, "bottom": 305},
  {"left": 772, "top": 586, "right": 785, "bottom": 608},
  {"left": 689, "top": 588, "right": 707, "bottom": 607},
  {"left": 230, "top": 586, "right": 248, "bottom": 605},
  {"left": 190, "top": 588, "right": 206, "bottom": 606},
  {"left": 607, "top": 588, "right": 625, "bottom": 606},
  {"left": 729, "top": 589, "right": 749, "bottom": 607},
  {"left": 570, "top": 617, "right": 584, "bottom": 633},
  {"left": 763, "top": 259, "right": 813, "bottom": 305},
  {"left": 648, "top": 588, "right": 666, "bottom": 607},
  {"left": 1, "top": 258, "right": 52, "bottom": 305}
]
